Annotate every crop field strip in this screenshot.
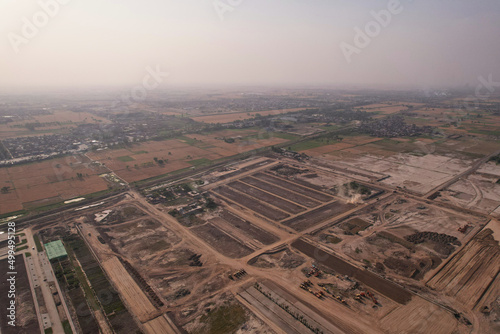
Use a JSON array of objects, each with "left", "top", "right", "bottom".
[
  {"left": 192, "top": 223, "right": 254, "bottom": 258},
  {"left": 213, "top": 186, "right": 290, "bottom": 221},
  {"left": 292, "top": 238, "right": 413, "bottom": 304},
  {"left": 253, "top": 172, "right": 333, "bottom": 202},
  {"left": 209, "top": 218, "right": 262, "bottom": 250},
  {"left": 240, "top": 176, "right": 321, "bottom": 207},
  {"left": 281, "top": 201, "right": 356, "bottom": 231},
  {"left": 215, "top": 159, "right": 274, "bottom": 181},
  {"left": 227, "top": 180, "right": 306, "bottom": 214},
  {"left": 219, "top": 209, "right": 279, "bottom": 245}
]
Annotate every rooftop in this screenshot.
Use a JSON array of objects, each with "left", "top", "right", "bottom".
[{"left": 44, "top": 240, "right": 67, "bottom": 260}]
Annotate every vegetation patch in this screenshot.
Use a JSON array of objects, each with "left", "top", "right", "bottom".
[
  {"left": 116, "top": 155, "right": 135, "bottom": 162},
  {"left": 197, "top": 303, "right": 248, "bottom": 334},
  {"left": 341, "top": 218, "right": 372, "bottom": 235},
  {"left": 188, "top": 158, "right": 212, "bottom": 167},
  {"left": 34, "top": 234, "right": 43, "bottom": 252}
]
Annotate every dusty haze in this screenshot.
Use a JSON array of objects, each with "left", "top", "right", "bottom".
[{"left": 1, "top": 0, "right": 499, "bottom": 90}]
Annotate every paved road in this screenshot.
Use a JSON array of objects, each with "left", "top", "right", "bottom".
[{"left": 24, "top": 229, "right": 74, "bottom": 334}]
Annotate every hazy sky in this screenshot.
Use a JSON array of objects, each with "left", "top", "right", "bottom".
[{"left": 1, "top": 0, "right": 499, "bottom": 90}]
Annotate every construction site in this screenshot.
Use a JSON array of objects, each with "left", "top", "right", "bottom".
[{"left": 4, "top": 147, "right": 500, "bottom": 333}]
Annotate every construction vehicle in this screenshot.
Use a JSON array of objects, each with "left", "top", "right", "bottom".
[
  {"left": 314, "top": 291, "right": 324, "bottom": 299},
  {"left": 458, "top": 223, "right": 471, "bottom": 233},
  {"left": 334, "top": 295, "right": 346, "bottom": 304},
  {"left": 366, "top": 290, "right": 378, "bottom": 305},
  {"left": 307, "top": 265, "right": 322, "bottom": 277}
]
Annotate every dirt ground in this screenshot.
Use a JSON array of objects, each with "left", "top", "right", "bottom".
[
  {"left": 438, "top": 163, "right": 500, "bottom": 216},
  {"left": 23, "top": 151, "right": 499, "bottom": 334},
  {"left": 313, "top": 196, "right": 483, "bottom": 284},
  {"left": 101, "top": 256, "right": 158, "bottom": 322},
  {"left": 427, "top": 229, "right": 500, "bottom": 310},
  {"left": 379, "top": 297, "right": 465, "bottom": 334},
  {"left": 248, "top": 248, "right": 305, "bottom": 269}
]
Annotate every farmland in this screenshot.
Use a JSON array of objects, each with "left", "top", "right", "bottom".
[
  {"left": 87, "top": 129, "right": 290, "bottom": 183},
  {"left": 0, "top": 154, "right": 109, "bottom": 215},
  {"left": 0, "top": 110, "right": 111, "bottom": 139},
  {"left": 191, "top": 108, "right": 306, "bottom": 123}
]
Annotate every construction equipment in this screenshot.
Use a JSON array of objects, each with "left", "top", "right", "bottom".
[
  {"left": 366, "top": 290, "right": 378, "bottom": 305},
  {"left": 307, "top": 265, "right": 322, "bottom": 277},
  {"left": 458, "top": 223, "right": 471, "bottom": 233},
  {"left": 314, "top": 290, "right": 325, "bottom": 299},
  {"left": 233, "top": 269, "right": 247, "bottom": 279}
]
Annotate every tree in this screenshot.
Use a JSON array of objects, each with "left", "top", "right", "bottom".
[{"left": 1, "top": 186, "right": 10, "bottom": 194}]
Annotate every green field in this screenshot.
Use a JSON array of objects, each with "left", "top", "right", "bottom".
[
  {"left": 187, "top": 158, "right": 212, "bottom": 167},
  {"left": 245, "top": 131, "right": 300, "bottom": 141},
  {"left": 62, "top": 320, "right": 73, "bottom": 334},
  {"left": 34, "top": 234, "right": 43, "bottom": 252},
  {"left": 197, "top": 303, "right": 248, "bottom": 334},
  {"left": 290, "top": 139, "right": 329, "bottom": 151},
  {"left": 116, "top": 155, "right": 135, "bottom": 162}
]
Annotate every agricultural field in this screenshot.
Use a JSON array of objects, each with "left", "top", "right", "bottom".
[
  {"left": 0, "top": 110, "right": 110, "bottom": 139},
  {"left": 0, "top": 154, "right": 110, "bottom": 215},
  {"left": 87, "top": 129, "right": 290, "bottom": 183},
  {"left": 191, "top": 108, "right": 306, "bottom": 123}
]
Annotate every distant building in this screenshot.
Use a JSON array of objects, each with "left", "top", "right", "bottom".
[{"left": 44, "top": 240, "right": 68, "bottom": 261}]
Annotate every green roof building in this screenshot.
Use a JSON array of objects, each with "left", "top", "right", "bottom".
[{"left": 44, "top": 240, "right": 68, "bottom": 261}]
